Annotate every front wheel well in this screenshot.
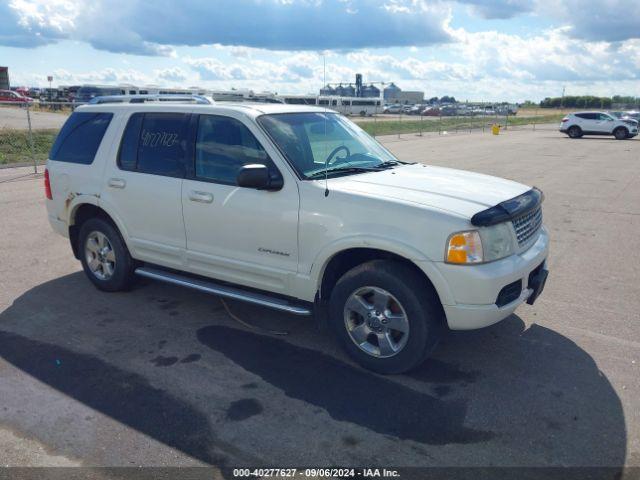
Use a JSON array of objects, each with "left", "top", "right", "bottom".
[
  {"left": 319, "top": 248, "right": 440, "bottom": 303},
  {"left": 68, "top": 204, "right": 116, "bottom": 259}
]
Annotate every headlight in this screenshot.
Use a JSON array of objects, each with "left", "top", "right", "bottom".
[
  {"left": 446, "top": 223, "right": 515, "bottom": 264},
  {"left": 479, "top": 222, "right": 515, "bottom": 261}
]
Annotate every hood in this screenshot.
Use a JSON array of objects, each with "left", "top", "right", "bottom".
[{"left": 330, "top": 164, "right": 531, "bottom": 219}]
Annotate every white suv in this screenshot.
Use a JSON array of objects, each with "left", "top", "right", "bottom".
[
  {"left": 560, "top": 111, "right": 638, "bottom": 139},
  {"left": 45, "top": 100, "right": 549, "bottom": 373}
]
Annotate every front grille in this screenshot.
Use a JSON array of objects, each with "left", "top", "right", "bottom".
[{"left": 512, "top": 206, "right": 543, "bottom": 247}]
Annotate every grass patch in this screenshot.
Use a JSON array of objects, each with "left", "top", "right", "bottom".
[
  {"left": 0, "top": 129, "right": 58, "bottom": 166},
  {"left": 354, "top": 114, "right": 565, "bottom": 137}
]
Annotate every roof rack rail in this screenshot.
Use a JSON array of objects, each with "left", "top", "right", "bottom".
[{"left": 87, "top": 94, "right": 213, "bottom": 105}]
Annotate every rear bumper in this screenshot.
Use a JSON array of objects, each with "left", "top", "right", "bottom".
[
  {"left": 435, "top": 228, "right": 549, "bottom": 330},
  {"left": 48, "top": 214, "right": 68, "bottom": 238}
]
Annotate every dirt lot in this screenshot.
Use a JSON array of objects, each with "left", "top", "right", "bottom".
[
  {"left": 0, "top": 106, "right": 68, "bottom": 130},
  {"left": 0, "top": 130, "right": 638, "bottom": 477}
]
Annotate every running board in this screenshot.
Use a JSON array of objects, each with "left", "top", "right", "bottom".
[{"left": 135, "top": 267, "right": 312, "bottom": 316}]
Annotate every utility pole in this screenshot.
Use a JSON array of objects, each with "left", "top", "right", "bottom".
[{"left": 560, "top": 86, "right": 565, "bottom": 110}]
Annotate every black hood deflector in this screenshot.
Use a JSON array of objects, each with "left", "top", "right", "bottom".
[{"left": 471, "top": 188, "right": 543, "bottom": 227}]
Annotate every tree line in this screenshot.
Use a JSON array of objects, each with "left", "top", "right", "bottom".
[{"left": 538, "top": 95, "right": 639, "bottom": 109}]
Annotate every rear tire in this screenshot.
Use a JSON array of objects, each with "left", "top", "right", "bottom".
[
  {"left": 329, "top": 260, "right": 443, "bottom": 374},
  {"left": 79, "top": 217, "right": 136, "bottom": 292},
  {"left": 567, "top": 126, "right": 582, "bottom": 138},
  {"left": 614, "top": 127, "right": 628, "bottom": 140}
]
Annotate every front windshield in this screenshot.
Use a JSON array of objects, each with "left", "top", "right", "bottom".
[{"left": 258, "top": 112, "right": 401, "bottom": 179}]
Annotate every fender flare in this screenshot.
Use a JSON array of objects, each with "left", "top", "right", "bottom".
[
  {"left": 67, "top": 195, "right": 135, "bottom": 255},
  {"left": 308, "top": 236, "right": 455, "bottom": 306}
]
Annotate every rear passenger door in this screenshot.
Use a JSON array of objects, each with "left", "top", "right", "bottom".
[
  {"left": 100, "top": 112, "right": 190, "bottom": 269},
  {"left": 181, "top": 113, "right": 299, "bottom": 295}
]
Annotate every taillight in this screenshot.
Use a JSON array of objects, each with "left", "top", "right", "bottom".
[
  {"left": 561, "top": 118, "right": 569, "bottom": 122},
  {"left": 44, "top": 168, "right": 52, "bottom": 200}
]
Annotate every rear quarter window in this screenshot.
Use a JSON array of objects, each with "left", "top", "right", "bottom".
[{"left": 49, "top": 112, "right": 113, "bottom": 164}]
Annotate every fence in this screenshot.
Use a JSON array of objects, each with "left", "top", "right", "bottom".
[
  {"left": 353, "top": 106, "right": 569, "bottom": 139},
  {"left": 0, "top": 101, "right": 577, "bottom": 170},
  {"left": 0, "top": 101, "right": 71, "bottom": 172}
]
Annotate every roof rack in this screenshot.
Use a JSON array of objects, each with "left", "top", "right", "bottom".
[{"left": 87, "top": 94, "right": 213, "bottom": 105}]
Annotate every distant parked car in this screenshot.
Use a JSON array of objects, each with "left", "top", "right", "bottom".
[
  {"left": 609, "top": 111, "right": 638, "bottom": 127},
  {"left": 0, "top": 89, "right": 33, "bottom": 103},
  {"left": 560, "top": 112, "right": 638, "bottom": 140},
  {"left": 622, "top": 111, "right": 639, "bottom": 123},
  {"left": 407, "top": 105, "right": 425, "bottom": 115},
  {"left": 422, "top": 107, "right": 441, "bottom": 116},
  {"left": 75, "top": 86, "right": 123, "bottom": 104},
  {"left": 383, "top": 104, "right": 403, "bottom": 114}
]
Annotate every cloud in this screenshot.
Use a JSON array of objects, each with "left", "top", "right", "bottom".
[
  {"left": 456, "top": 0, "right": 534, "bottom": 19},
  {"left": 3, "top": 0, "right": 453, "bottom": 55},
  {"left": 184, "top": 52, "right": 322, "bottom": 84},
  {"left": 557, "top": 0, "right": 640, "bottom": 42},
  {"left": 155, "top": 67, "right": 188, "bottom": 83},
  {"left": 51, "top": 67, "right": 151, "bottom": 85},
  {"left": 0, "top": 0, "right": 71, "bottom": 47},
  {"left": 457, "top": 0, "right": 640, "bottom": 42},
  {"left": 448, "top": 27, "right": 640, "bottom": 83}
]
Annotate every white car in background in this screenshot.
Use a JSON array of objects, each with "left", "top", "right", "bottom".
[{"left": 560, "top": 111, "right": 638, "bottom": 140}]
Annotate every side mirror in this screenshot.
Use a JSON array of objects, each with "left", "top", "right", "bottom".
[{"left": 237, "top": 164, "right": 283, "bottom": 191}]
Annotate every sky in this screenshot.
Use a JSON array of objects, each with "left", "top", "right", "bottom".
[{"left": 1, "top": 0, "right": 639, "bottom": 102}]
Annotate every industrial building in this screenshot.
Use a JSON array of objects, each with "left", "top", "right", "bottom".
[
  {"left": 319, "top": 74, "right": 425, "bottom": 105},
  {"left": 382, "top": 82, "right": 424, "bottom": 105}
]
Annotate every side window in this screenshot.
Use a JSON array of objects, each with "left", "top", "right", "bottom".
[
  {"left": 118, "top": 112, "right": 189, "bottom": 177},
  {"left": 49, "top": 112, "right": 113, "bottom": 164},
  {"left": 195, "top": 115, "right": 270, "bottom": 185},
  {"left": 599, "top": 113, "right": 612, "bottom": 121}
]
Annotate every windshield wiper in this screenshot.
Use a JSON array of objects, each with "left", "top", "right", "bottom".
[
  {"left": 377, "top": 160, "right": 413, "bottom": 168},
  {"left": 306, "top": 166, "right": 381, "bottom": 179}
]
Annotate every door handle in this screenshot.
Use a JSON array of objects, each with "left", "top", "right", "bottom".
[
  {"left": 108, "top": 178, "right": 126, "bottom": 189},
  {"left": 188, "top": 191, "right": 214, "bottom": 204}
]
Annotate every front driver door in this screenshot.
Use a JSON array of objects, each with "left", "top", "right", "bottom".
[
  {"left": 181, "top": 113, "right": 299, "bottom": 295},
  {"left": 596, "top": 113, "right": 615, "bottom": 133}
]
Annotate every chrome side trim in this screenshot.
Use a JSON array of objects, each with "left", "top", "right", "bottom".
[{"left": 135, "top": 267, "right": 311, "bottom": 316}]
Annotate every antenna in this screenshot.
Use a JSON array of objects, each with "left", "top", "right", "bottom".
[{"left": 323, "top": 53, "right": 329, "bottom": 197}]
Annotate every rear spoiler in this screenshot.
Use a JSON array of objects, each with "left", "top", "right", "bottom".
[{"left": 471, "top": 188, "right": 544, "bottom": 227}]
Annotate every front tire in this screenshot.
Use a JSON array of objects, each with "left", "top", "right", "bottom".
[
  {"left": 79, "top": 217, "right": 136, "bottom": 292},
  {"left": 614, "top": 127, "right": 628, "bottom": 140},
  {"left": 329, "top": 260, "right": 443, "bottom": 374}
]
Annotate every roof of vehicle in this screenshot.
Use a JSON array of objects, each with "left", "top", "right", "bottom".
[
  {"left": 570, "top": 111, "right": 611, "bottom": 115},
  {"left": 75, "top": 102, "right": 336, "bottom": 118}
]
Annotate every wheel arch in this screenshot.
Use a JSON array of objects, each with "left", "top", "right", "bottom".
[
  {"left": 614, "top": 125, "right": 629, "bottom": 137},
  {"left": 317, "top": 247, "right": 447, "bottom": 308},
  {"left": 68, "top": 202, "right": 131, "bottom": 260}
]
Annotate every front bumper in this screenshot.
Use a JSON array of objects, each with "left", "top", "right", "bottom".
[{"left": 435, "top": 228, "right": 549, "bottom": 330}]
